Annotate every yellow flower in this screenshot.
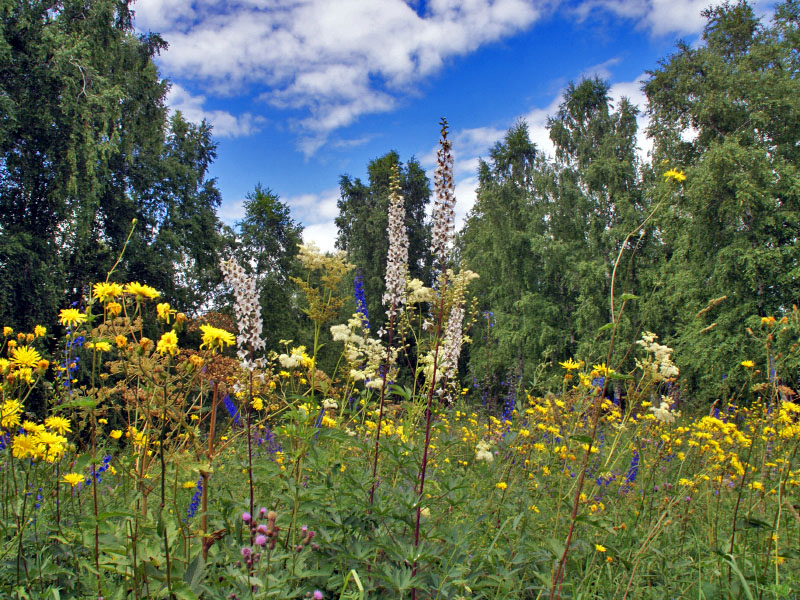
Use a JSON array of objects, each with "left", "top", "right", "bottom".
[
  {"left": 109, "top": 430, "right": 122, "bottom": 440},
  {"left": 2, "top": 326, "right": 12, "bottom": 336},
  {"left": 92, "top": 282, "right": 124, "bottom": 303},
  {"left": 86, "top": 341, "right": 112, "bottom": 352},
  {"left": 45, "top": 416, "right": 71, "bottom": 435},
  {"left": 58, "top": 309, "right": 88, "bottom": 328},
  {"left": 595, "top": 544, "right": 607, "bottom": 553},
  {"left": 761, "top": 316, "right": 776, "bottom": 327},
  {"left": 182, "top": 480, "right": 197, "bottom": 489},
  {"left": 10, "top": 345, "right": 42, "bottom": 368},
  {"left": 106, "top": 302, "right": 122, "bottom": 316},
  {"left": 33, "top": 325, "right": 46, "bottom": 338},
  {"left": 115, "top": 335, "right": 128, "bottom": 348},
  {"left": 496, "top": 481, "right": 508, "bottom": 491},
  {"left": 156, "top": 331, "right": 179, "bottom": 356},
  {"left": 251, "top": 396, "right": 264, "bottom": 411},
  {"left": 189, "top": 355, "right": 204, "bottom": 368},
  {"left": 559, "top": 358, "right": 582, "bottom": 371},
  {"left": 1, "top": 399, "right": 23, "bottom": 429},
  {"left": 98, "top": 418, "right": 107, "bottom": 424},
  {"left": 7, "top": 339, "right": 15, "bottom": 349},
  {"left": 741, "top": 360, "right": 755, "bottom": 368},
  {"left": 156, "top": 303, "right": 176, "bottom": 323},
  {"left": 12, "top": 435, "right": 38, "bottom": 459},
  {"left": 663, "top": 169, "right": 686, "bottom": 183},
  {"left": 21, "top": 420, "right": 43, "bottom": 434},
  {"left": 124, "top": 282, "right": 160, "bottom": 300},
  {"left": 62, "top": 473, "right": 85, "bottom": 487},
  {"left": 199, "top": 324, "right": 236, "bottom": 353}
]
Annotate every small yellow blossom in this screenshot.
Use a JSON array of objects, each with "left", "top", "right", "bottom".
[
  {"left": 58, "top": 309, "right": 87, "bottom": 329},
  {"left": 87, "top": 341, "right": 112, "bottom": 352},
  {"left": 45, "top": 416, "right": 71, "bottom": 435},
  {"left": 496, "top": 481, "right": 508, "bottom": 491},
  {"left": 156, "top": 331, "right": 179, "bottom": 356},
  {"left": 199, "top": 324, "right": 235, "bottom": 353},
  {"left": 106, "top": 302, "right": 122, "bottom": 316},
  {"left": 115, "top": 335, "right": 127, "bottom": 348},
  {"left": 33, "top": 325, "right": 46, "bottom": 338},
  {"left": 93, "top": 282, "right": 124, "bottom": 303},
  {"left": 663, "top": 168, "right": 686, "bottom": 182},
  {"left": 125, "top": 282, "right": 160, "bottom": 300},
  {"left": 109, "top": 430, "right": 122, "bottom": 440},
  {"left": 595, "top": 544, "right": 607, "bottom": 553},
  {"left": 741, "top": 360, "right": 755, "bottom": 368},
  {"left": 156, "top": 303, "right": 176, "bottom": 323},
  {"left": 559, "top": 358, "right": 582, "bottom": 371},
  {"left": 2, "top": 326, "right": 12, "bottom": 336},
  {"left": 62, "top": 473, "right": 85, "bottom": 487},
  {"left": 11, "top": 346, "right": 42, "bottom": 368},
  {"left": 182, "top": 480, "right": 197, "bottom": 489}
]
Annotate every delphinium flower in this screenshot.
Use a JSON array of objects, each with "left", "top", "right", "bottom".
[
  {"left": 185, "top": 479, "right": 203, "bottom": 520},
  {"left": 353, "top": 269, "right": 370, "bottom": 332},
  {"left": 223, "top": 395, "right": 242, "bottom": 427}
]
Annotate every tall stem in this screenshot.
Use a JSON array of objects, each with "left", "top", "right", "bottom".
[{"left": 369, "top": 309, "right": 396, "bottom": 504}]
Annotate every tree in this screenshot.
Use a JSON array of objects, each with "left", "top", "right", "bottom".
[
  {"left": 336, "top": 151, "right": 431, "bottom": 328},
  {"left": 644, "top": 0, "right": 800, "bottom": 398},
  {"left": 233, "top": 184, "right": 304, "bottom": 345},
  {"left": 0, "top": 1, "right": 224, "bottom": 329}
]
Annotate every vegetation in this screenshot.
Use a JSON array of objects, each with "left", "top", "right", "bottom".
[{"left": 0, "top": 0, "right": 799, "bottom": 598}]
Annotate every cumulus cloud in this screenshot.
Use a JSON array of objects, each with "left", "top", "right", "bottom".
[
  {"left": 166, "top": 84, "right": 266, "bottom": 138},
  {"left": 135, "top": 0, "right": 546, "bottom": 152},
  {"left": 284, "top": 188, "right": 341, "bottom": 253}
]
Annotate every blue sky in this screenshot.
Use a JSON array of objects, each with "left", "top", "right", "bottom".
[{"left": 131, "top": 0, "right": 772, "bottom": 251}]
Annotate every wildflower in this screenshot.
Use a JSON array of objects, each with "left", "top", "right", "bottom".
[
  {"left": 741, "top": 360, "right": 755, "bottom": 368},
  {"left": 255, "top": 534, "right": 267, "bottom": 546},
  {"left": 124, "top": 282, "right": 160, "bottom": 300},
  {"left": 156, "top": 331, "right": 178, "bottom": 356},
  {"left": 353, "top": 269, "right": 370, "bottom": 331},
  {"left": 595, "top": 544, "right": 607, "bottom": 552},
  {"left": 663, "top": 169, "right": 686, "bottom": 182},
  {"left": 440, "top": 303, "right": 465, "bottom": 384},
  {"left": 383, "top": 164, "right": 409, "bottom": 318},
  {"left": 109, "top": 430, "right": 122, "bottom": 440},
  {"left": 189, "top": 355, "right": 204, "bottom": 368},
  {"left": 62, "top": 473, "right": 84, "bottom": 487},
  {"left": 185, "top": 480, "right": 202, "bottom": 520},
  {"left": 251, "top": 396, "right": 264, "bottom": 411},
  {"left": 156, "top": 302, "right": 176, "bottom": 324},
  {"left": 36, "top": 359, "right": 49, "bottom": 371},
  {"left": 2, "top": 326, "right": 11, "bottom": 336},
  {"left": 183, "top": 480, "right": 197, "bottom": 489},
  {"left": 45, "top": 416, "right": 71, "bottom": 435},
  {"left": 224, "top": 395, "right": 242, "bottom": 427},
  {"left": 86, "top": 341, "right": 112, "bottom": 352},
  {"left": 58, "top": 309, "right": 87, "bottom": 328},
  {"left": 33, "top": 325, "right": 46, "bottom": 338},
  {"left": 219, "top": 258, "right": 265, "bottom": 363},
  {"left": 496, "top": 481, "right": 508, "bottom": 491},
  {"left": 115, "top": 335, "right": 127, "bottom": 348},
  {"left": 761, "top": 316, "right": 776, "bottom": 327},
  {"left": 12, "top": 434, "right": 38, "bottom": 459},
  {"left": 106, "top": 302, "right": 122, "bottom": 316},
  {"left": 98, "top": 418, "right": 107, "bottom": 424},
  {"left": 625, "top": 451, "right": 639, "bottom": 484},
  {"left": 313, "top": 591, "right": 323, "bottom": 600},
  {"left": 1, "top": 399, "right": 23, "bottom": 429},
  {"left": 199, "top": 324, "right": 235, "bottom": 353},
  {"left": 242, "top": 512, "right": 251, "bottom": 523},
  {"left": 431, "top": 118, "right": 456, "bottom": 263},
  {"left": 559, "top": 358, "right": 582, "bottom": 371},
  {"left": 11, "top": 345, "right": 42, "bottom": 368},
  {"left": 92, "top": 282, "right": 124, "bottom": 303}
]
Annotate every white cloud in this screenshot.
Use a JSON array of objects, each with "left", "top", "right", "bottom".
[
  {"left": 283, "top": 188, "right": 341, "bottom": 253},
  {"left": 135, "top": 0, "right": 547, "bottom": 152},
  {"left": 166, "top": 84, "right": 266, "bottom": 138}
]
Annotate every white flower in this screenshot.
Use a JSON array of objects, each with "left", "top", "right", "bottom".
[{"left": 383, "top": 164, "right": 409, "bottom": 318}]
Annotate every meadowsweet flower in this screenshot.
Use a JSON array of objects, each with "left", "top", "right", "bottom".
[
  {"left": 92, "top": 282, "right": 124, "bottom": 302},
  {"left": 11, "top": 345, "right": 42, "bottom": 368},
  {"left": 62, "top": 473, "right": 84, "bottom": 487},
  {"left": 45, "top": 416, "right": 71, "bottom": 435},
  {"left": 475, "top": 440, "right": 494, "bottom": 462},
  {"left": 199, "top": 324, "right": 235, "bottom": 353},
  {"left": 124, "top": 282, "right": 160, "bottom": 300},
  {"left": 156, "top": 331, "right": 179, "bottom": 356},
  {"left": 383, "top": 163, "right": 409, "bottom": 318},
  {"left": 663, "top": 169, "right": 686, "bottom": 182},
  {"left": 58, "top": 309, "right": 87, "bottom": 328}
]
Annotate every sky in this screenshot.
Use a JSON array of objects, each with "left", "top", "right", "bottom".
[{"left": 131, "top": 0, "right": 774, "bottom": 252}]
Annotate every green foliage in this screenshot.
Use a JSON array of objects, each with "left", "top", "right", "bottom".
[{"left": 336, "top": 151, "right": 432, "bottom": 329}]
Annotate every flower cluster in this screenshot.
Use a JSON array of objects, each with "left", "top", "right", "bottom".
[
  {"left": 635, "top": 331, "right": 679, "bottom": 380},
  {"left": 431, "top": 118, "right": 456, "bottom": 265},
  {"left": 220, "top": 258, "right": 265, "bottom": 368},
  {"left": 383, "top": 164, "right": 409, "bottom": 319},
  {"left": 353, "top": 270, "right": 370, "bottom": 332}
]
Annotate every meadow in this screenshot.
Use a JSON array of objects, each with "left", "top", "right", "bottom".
[{"left": 1, "top": 213, "right": 799, "bottom": 599}]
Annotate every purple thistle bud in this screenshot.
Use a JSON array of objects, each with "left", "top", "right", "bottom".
[
  {"left": 242, "top": 511, "right": 251, "bottom": 523},
  {"left": 313, "top": 591, "right": 323, "bottom": 600},
  {"left": 255, "top": 534, "right": 267, "bottom": 546},
  {"left": 240, "top": 547, "right": 251, "bottom": 559}
]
